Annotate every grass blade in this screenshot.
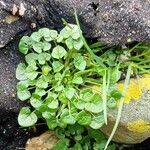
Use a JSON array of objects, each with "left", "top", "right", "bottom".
[{"left": 104, "top": 64, "right": 132, "bottom": 150}]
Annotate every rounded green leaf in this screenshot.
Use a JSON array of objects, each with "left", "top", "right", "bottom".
[
  {"left": 80, "top": 88, "right": 93, "bottom": 102},
  {"left": 30, "top": 32, "right": 41, "bottom": 42},
  {"left": 46, "top": 118, "right": 57, "bottom": 129},
  {"left": 62, "top": 114, "right": 76, "bottom": 125},
  {"left": 74, "top": 54, "right": 86, "bottom": 71},
  {"left": 43, "top": 42, "right": 51, "bottom": 51},
  {"left": 65, "top": 38, "right": 73, "bottom": 49},
  {"left": 33, "top": 42, "right": 43, "bottom": 53},
  {"left": 107, "top": 98, "right": 117, "bottom": 109},
  {"left": 110, "top": 66, "right": 121, "bottom": 84},
  {"left": 48, "top": 100, "right": 59, "bottom": 109},
  {"left": 42, "top": 65, "right": 51, "bottom": 75},
  {"left": 17, "top": 89, "right": 31, "bottom": 101},
  {"left": 77, "top": 111, "right": 91, "bottom": 125},
  {"left": 52, "top": 45, "right": 67, "bottom": 59},
  {"left": 110, "top": 90, "right": 122, "bottom": 99},
  {"left": 19, "top": 36, "right": 32, "bottom": 54},
  {"left": 71, "top": 27, "right": 80, "bottom": 40},
  {"left": 49, "top": 30, "right": 58, "bottom": 39},
  {"left": 16, "top": 63, "right": 27, "bottom": 80},
  {"left": 17, "top": 80, "right": 29, "bottom": 91},
  {"left": 57, "top": 35, "right": 63, "bottom": 43},
  {"left": 18, "top": 107, "right": 37, "bottom": 127},
  {"left": 42, "top": 111, "right": 52, "bottom": 119},
  {"left": 30, "top": 94, "right": 42, "bottom": 108},
  {"left": 60, "top": 26, "right": 72, "bottom": 39},
  {"left": 64, "top": 87, "right": 75, "bottom": 100},
  {"left": 36, "top": 76, "right": 48, "bottom": 89},
  {"left": 25, "top": 66, "right": 38, "bottom": 80},
  {"left": 73, "top": 99, "right": 85, "bottom": 110},
  {"left": 52, "top": 61, "right": 64, "bottom": 73},
  {"left": 85, "top": 101, "right": 103, "bottom": 113},
  {"left": 35, "top": 88, "right": 46, "bottom": 96},
  {"left": 72, "top": 76, "right": 83, "bottom": 84},
  {"left": 25, "top": 53, "right": 38, "bottom": 68},
  {"left": 73, "top": 38, "right": 84, "bottom": 50},
  {"left": 90, "top": 114, "right": 105, "bottom": 129},
  {"left": 38, "top": 53, "right": 51, "bottom": 65}
]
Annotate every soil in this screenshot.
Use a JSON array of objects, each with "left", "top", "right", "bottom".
[{"left": 0, "top": 113, "right": 47, "bottom": 150}]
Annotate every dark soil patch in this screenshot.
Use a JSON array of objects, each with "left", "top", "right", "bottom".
[{"left": 0, "top": 113, "right": 47, "bottom": 150}]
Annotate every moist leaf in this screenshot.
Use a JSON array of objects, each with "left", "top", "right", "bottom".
[
  {"left": 73, "top": 38, "right": 84, "bottom": 50},
  {"left": 85, "top": 101, "right": 103, "bottom": 113},
  {"left": 46, "top": 117, "right": 57, "bottom": 129},
  {"left": 72, "top": 76, "right": 83, "bottom": 84},
  {"left": 65, "top": 37, "right": 73, "bottom": 49},
  {"left": 90, "top": 114, "right": 105, "bottom": 129},
  {"left": 107, "top": 98, "right": 117, "bottom": 109},
  {"left": 17, "top": 89, "right": 31, "bottom": 101},
  {"left": 52, "top": 61, "right": 64, "bottom": 73},
  {"left": 48, "top": 100, "right": 59, "bottom": 109},
  {"left": 62, "top": 114, "right": 76, "bottom": 125},
  {"left": 77, "top": 111, "right": 91, "bottom": 125},
  {"left": 42, "top": 65, "right": 51, "bottom": 75},
  {"left": 43, "top": 41, "right": 51, "bottom": 51},
  {"left": 52, "top": 45, "right": 67, "bottom": 59},
  {"left": 25, "top": 66, "right": 38, "bottom": 80},
  {"left": 74, "top": 54, "right": 86, "bottom": 71},
  {"left": 35, "top": 88, "right": 46, "bottom": 96},
  {"left": 16, "top": 63, "right": 27, "bottom": 80},
  {"left": 36, "top": 76, "right": 48, "bottom": 89},
  {"left": 38, "top": 53, "right": 51, "bottom": 65},
  {"left": 19, "top": 36, "right": 32, "bottom": 54},
  {"left": 30, "top": 32, "right": 41, "bottom": 42},
  {"left": 64, "top": 87, "right": 75, "bottom": 100},
  {"left": 18, "top": 107, "right": 37, "bottom": 127},
  {"left": 30, "top": 94, "right": 42, "bottom": 108}
]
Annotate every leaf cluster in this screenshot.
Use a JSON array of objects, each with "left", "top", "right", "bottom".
[{"left": 53, "top": 124, "right": 116, "bottom": 150}]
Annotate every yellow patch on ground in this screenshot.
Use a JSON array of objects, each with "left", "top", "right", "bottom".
[
  {"left": 127, "top": 119, "right": 150, "bottom": 133},
  {"left": 118, "top": 74, "right": 150, "bottom": 104}
]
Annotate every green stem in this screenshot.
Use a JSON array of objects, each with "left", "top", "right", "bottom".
[
  {"left": 104, "top": 64, "right": 132, "bottom": 150},
  {"left": 74, "top": 69, "right": 93, "bottom": 76},
  {"left": 102, "top": 69, "right": 108, "bottom": 125},
  {"left": 74, "top": 8, "right": 105, "bottom": 68},
  {"left": 84, "top": 79, "right": 101, "bottom": 86}
]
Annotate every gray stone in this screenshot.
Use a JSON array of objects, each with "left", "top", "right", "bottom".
[
  {"left": 101, "top": 75, "right": 150, "bottom": 144},
  {"left": 0, "top": 0, "right": 150, "bottom": 47}
]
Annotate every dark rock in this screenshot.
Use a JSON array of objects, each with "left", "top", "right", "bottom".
[
  {"left": 0, "top": 0, "right": 150, "bottom": 47},
  {"left": 0, "top": 39, "right": 23, "bottom": 121}
]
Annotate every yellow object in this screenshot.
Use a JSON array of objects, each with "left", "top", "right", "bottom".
[
  {"left": 127, "top": 119, "right": 150, "bottom": 133},
  {"left": 118, "top": 74, "right": 150, "bottom": 104}
]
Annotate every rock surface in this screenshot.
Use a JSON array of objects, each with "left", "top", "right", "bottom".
[
  {"left": 26, "top": 131, "right": 58, "bottom": 150},
  {"left": 0, "top": 40, "right": 23, "bottom": 121},
  {"left": 101, "top": 75, "right": 150, "bottom": 144},
  {"left": 0, "top": 0, "right": 150, "bottom": 47},
  {"left": 0, "top": 40, "right": 39, "bottom": 150}
]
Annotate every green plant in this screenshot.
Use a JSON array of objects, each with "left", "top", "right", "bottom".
[
  {"left": 16, "top": 23, "right": 122, "bottom": 149},
  {"left": 16, "top": 16, "right": 150, "bottom": 149},
  {"left": 16, "top": 23, "right": 121, "bottom": 129}
]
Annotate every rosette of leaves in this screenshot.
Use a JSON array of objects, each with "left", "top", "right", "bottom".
[{"left": 16, "top": 23, "right": 121, "bottom": 131}]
